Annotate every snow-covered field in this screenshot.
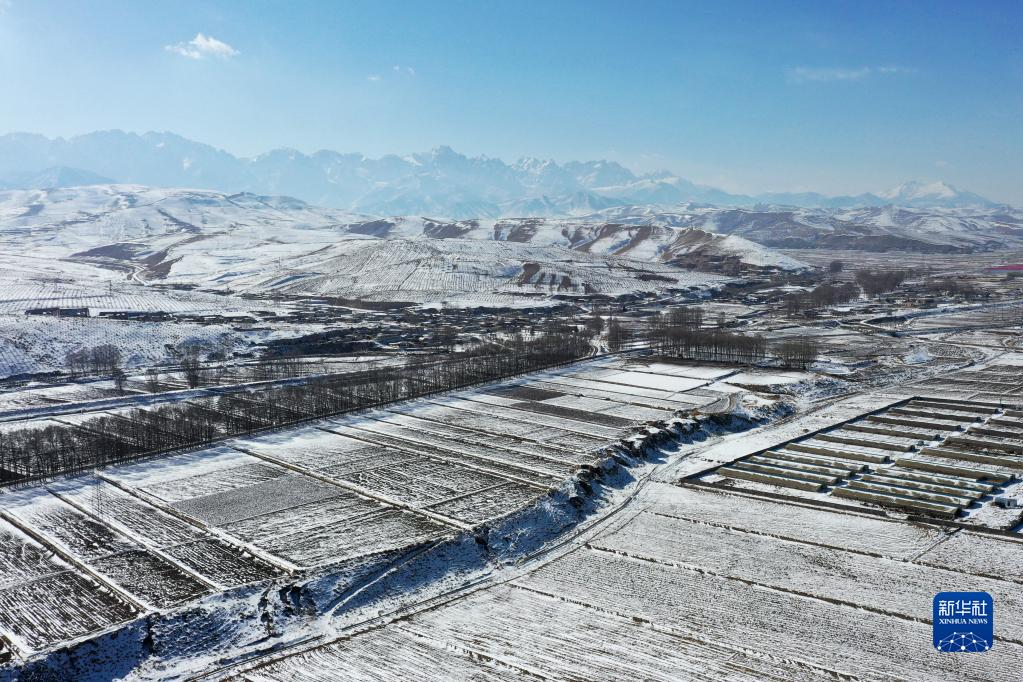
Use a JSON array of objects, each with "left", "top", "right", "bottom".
[
  {"left": 3, "top": 348, "right": 1020, "bottom": 679},
  {"left": 235, "top": 477, "right": 1023, "bottom": 682},
  {"left": 0, "top": 356, "right": 767, "bottom": 668}
]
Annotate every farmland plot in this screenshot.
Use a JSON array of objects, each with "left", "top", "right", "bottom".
[
  {"left": 517, "top": 549, "right": 1021, "bottom": 681},
  {"left": 0, "top": 570, "right": 139, "bottom": 654},
  {"left": 450, "top": 396, "right": 623, "bottom": 438},
  {"left": 320, "top": 422, "right": 557, "bottom": 487},
  {"left": 2, "top": 490, "right": 137, "bottom": 562},
  {"left": 338, "top": 417, "right": 575, "bottom": 479},
  {"left": 424, "top": 482, "right": 546, "bottom": 525},
  {"left": 50, "top": 479, "right": 277, "bottom": 587},
  {"left": 140, "top": 461, "right": 290, "bottom": 504},
  {"left": 0, "top": 519, "right": 68, "bottom": 590},
  {"left": 335, "top": 458, "right": 509, "bottom": 508},
  {"left": 255, "top": 509, "right": 448, "bottom": 567},
  {"left": 479, "top": 397, "right": 636, "bottom": 430},
  {"left": 483, "top": 385, "right": 566, "bottom": 402},
  {"left": 528, "top": 379, "right": 694, "bottom": 411},
  {"left": 102, "top": 446, "right": 260, "bottom": 493},
  {"left": 171, "top": 473, "right": 350, "bottom": 526},
  {"left": 468, "top": 392, "right": 634, "bottom": 429},
  {"left": 220, "top": 494, "right": 385, "bottom": 548},
  {"left": 0, "top": 516, "right": 142, "bottom": 654},
  {"left": 229, "top": 427, "right": 400, "bottom": 472},
  {"left": 589, "top": 370, "right": 708, "bottom": 393},
  {"left": 92, "top": 550, "right": 210, "bottom": 608},
  {"left": 164, "top": 539, "right": 283, "bottom": 588},
  {"left": 626, "top": 362, "right": 737, "bottom": 380},
  {"left": 242, "top": 625, "right": 514, "bottom": 682},
  {"left": 539, "top": 374, "right": 706, "bottom": 404},
  {"left": 0, "top": 488, "right": 227, "bottom": 608},
  {"left": 916, "top": 532, "right": 1023, "bottom": 582},
  {"left": 414, "top": 400, "right": 608, "bottom": 452},
  {"left": 312, "top": 447, "right": 421, "bottom": 479},
  {"left": 589, "top": 510, "right": 1023, "bottom": 641},
  {"left": 393, "top": 585, "right": 824, "bottom": 682},
  {"left": 643, "top": 483, "right": 946, "bottom": 559},
  {"left": 48, "top": 478, "right": 206, "bottom": 547},
  {"left": 537, "top": 394, "right": 673, "bottom": 422},
  {"left": 375, "top": 411, "right": 588, "bottom": 466}
]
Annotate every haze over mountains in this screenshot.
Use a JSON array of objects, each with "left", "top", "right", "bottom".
[{"left": 0, "top": 131, "right": 1006, "bottom": 218}]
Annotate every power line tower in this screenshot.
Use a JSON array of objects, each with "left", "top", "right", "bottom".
[{"left": 91, "top": 472, "right": 106, "bottom": 522}]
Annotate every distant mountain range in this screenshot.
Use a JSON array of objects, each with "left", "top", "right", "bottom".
[{"left": 0, "top": 131, "right": 1007, "bottom": 218}]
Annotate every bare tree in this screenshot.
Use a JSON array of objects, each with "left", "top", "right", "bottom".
[
  {"left": 112, "top": 367, "right": 127, "bottom": 394},
  {"left": 65, "top": 348, "right": 88, "bottom": 379},
  {"left": 774, "top": 337, "right": 819, "bottom": 369},
  {"left": 171, "top": 341, "right": 207, "bottom": 389},
  {"left": 855, "top": 269, "right": 907, "bottom": 297},
  {"left": 607, "top": 318, "right": 627, "bottom": 351},
  {"left": 145, "top": 368, "right": 161, "bottom": 393}
]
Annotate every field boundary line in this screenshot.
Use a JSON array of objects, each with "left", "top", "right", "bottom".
[
  {"left": 94, "top": 472, "right": 297, "bottom": 575},
  {"left": 226, "top": 442, "right": 473, "bottom": 532}
]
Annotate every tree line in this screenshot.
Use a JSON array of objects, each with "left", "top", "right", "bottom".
[
  {"left": 784, "top": 282, "right": 860, "bottom": 316},
  {"left": 647, "top": 305, "right": 818, "bottom": 368},
  {"left": 854, "top": 269, "right": 908, "bottom": 297},
  {"left": 0, "top": 330, "right": 592, "bottom": 485}
]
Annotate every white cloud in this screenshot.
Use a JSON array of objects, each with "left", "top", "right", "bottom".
[
  {"left": 166, "top": 33, "right": 239, "bottom": 60},
  {"left": 787, "top": 65, "right": 912, "bottom": 84},
  {"left": 935, "top": 160, "right": 950, "bottom": 169},
  {"left": 367, "top": 74, "right": 382, "bottom": 82}
]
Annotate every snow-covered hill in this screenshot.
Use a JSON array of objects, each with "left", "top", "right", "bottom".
[
  {"left": 0, "top": 185, "right": 803, "bottom": 274},
  {"left": 0, "top": 185, "right": 760, "bottom": 309},
  {"left": 573, "top": 204, "right": 1023, "bottom": 253},
  {"left": 223, "top": 238, "right": 724, "bottom": 307},
  {"left": 334, "top": 216, "right": 805, "bottom": 272}
]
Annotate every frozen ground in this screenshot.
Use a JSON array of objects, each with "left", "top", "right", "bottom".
[
  {"left": 230, "top": 421, "right": 1023, "bottom": 682},
  {"left": 0, "top": 356, "right": 795, "bottom": 677},
  {"left": 3, "top": 349, "right": 1019, "bottom": 680}
]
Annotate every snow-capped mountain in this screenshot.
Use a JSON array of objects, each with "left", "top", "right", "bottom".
[
  {"left": 875, "top": 181, "right": 997, "bottom": 209},
  {"left": 0, "top": 131, "right": 1007, "bottom": 217}
]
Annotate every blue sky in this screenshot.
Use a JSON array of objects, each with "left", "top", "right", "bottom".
[{"left": 1, "top": 0, "right": 1021, "bottom": 202}]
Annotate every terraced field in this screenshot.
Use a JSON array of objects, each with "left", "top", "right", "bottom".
[
  {"left": 1, "top": 354, "right": 774, "bottom": 664},
  {"left": 700, "top": 369, "right": 1023, "bottom": 527},
  {"left": 234, "top": 483, "right": 1023, "bottom": 682}
]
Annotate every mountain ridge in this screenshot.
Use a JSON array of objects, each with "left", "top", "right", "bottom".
[{"left": 0, "top": 131, "right": 1006, "bottom": 217}]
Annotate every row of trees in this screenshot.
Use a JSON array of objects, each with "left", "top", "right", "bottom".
[
  {"left": 644, "top": 305, "right": 819, "bottom": 368},
  {"left": 855, "top": 269, "right": 908, "bottom": 297},
  {"left": 0, "top": 330, "right": 592, "bottom": 484},
  {"left": 652, "top": 326, "right": 769, "bottom": 365},
  {"left": 774, "top": 337, "right": 821, "bottom": 369},
  {"left": 783, "top": 282, "right": 860, "bottom": 316},
  {"left": 923, "top": 277, "right": 983, "bottom": 300},
  {"left": 64, "top": 337, "right": 238, "bottom": 390},
  {"left": 65, "top": 345, "right": 124, "bottom": 379}
]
